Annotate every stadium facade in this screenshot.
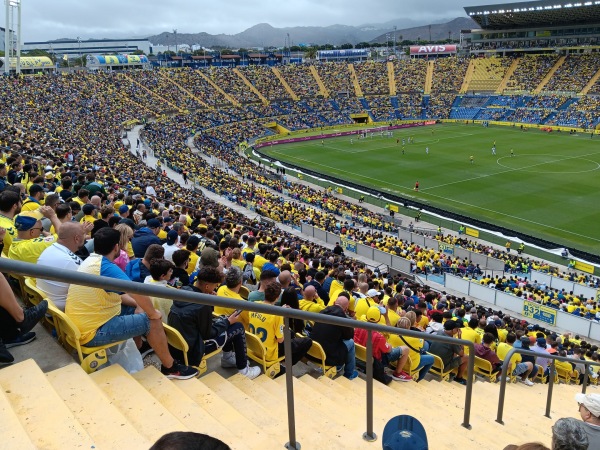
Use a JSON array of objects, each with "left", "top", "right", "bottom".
[
  {"left": 463, "top": 0, "right": 600, "bottom": 54},
  {"left": 21, "top": 38, "right": 152, "bottom": 59}
]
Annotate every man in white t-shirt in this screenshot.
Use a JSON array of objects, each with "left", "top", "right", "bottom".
[
  {"left": 36, "top": 222, "right": 88, "bottom": 311},
  {"left": 162, "top": 230, "right": 179, "bottom": 262}
]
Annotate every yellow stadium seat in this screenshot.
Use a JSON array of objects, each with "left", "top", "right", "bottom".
[
  {"left": 23, "top": 277, "right": 57, "bottom": 330},
  {"left": 474, "top": 356, "right": 498, "bottom": 383},
  {"left": 238, "top": 285, "right": 250, "bottom": 300},
  {"left": 299, "top": 333, "right": 336, "bottom": 379},
  {"left": 245, "top": 331, "right": 283, "bottom": 378},
  {"left": 49, "top": 305, "right": 125, "bottom": 374}
]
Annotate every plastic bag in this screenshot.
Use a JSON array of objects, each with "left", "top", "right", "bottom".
[{"left": 105, "top": 338, "right": 144, "bottom": 374}]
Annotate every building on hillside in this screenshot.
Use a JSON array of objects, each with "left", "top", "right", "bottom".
[{"left": 463, "top": 0, "right": 600, "bottom": 55}]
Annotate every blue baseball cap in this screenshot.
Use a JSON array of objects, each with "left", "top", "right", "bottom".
[{"left": 382, "top": 415, "right": 428, "bottom": 450}]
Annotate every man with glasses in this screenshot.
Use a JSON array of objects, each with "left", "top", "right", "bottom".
[
  {"left": 8, "top": 207, "right": 62, "bottom": 264},
  {"left": 575, "top": 393, "right": 600, "bottom": 449}
]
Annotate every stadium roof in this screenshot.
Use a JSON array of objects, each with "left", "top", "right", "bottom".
[{"left": 464, "top": 0, "right": 600, "bottom": 29}]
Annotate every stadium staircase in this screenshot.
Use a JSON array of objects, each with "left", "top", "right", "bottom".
[
  {"left": 496, "top": 58, "right": 520, "bottom": 94},
  {"left": 232, "top": 68, "right": 269, "bottom": 105},
  {"left": 390, "top": 96, "right": 399, "bottom": 109},
  {"left": 534, "top": 55, "right": 566, "bottom": 94},
  {"left": 460, "top": 59, "right": 476, "bottom": 93},
  {"left": 359, "top": 98, "right": 371, "bottom": 110},
  {"left": 121, "top": 73, "right": 187, "bottom": 115},
  {"left": 309, "top": 65, "right": 329, "bottom": 97},
  {"left": 466, "top": 58, "right": 511, "bottom": 93},
  {"left": 387, "top": 61, "right": 397, "bottom": 95},
  {"left": 424, "top": 60, "right": 434, "bottom": 94},
  {"left": 348, "top": 63, "right": 365, "bottom": 97},
  {"left": 558, "top": 97, "right": 579, "bottom": 110},
  {"left": 271, "top": 67, "right": 300, "bottom": 101},
  {"left": 158, "top": 71, "right": 210, "bottom": 109},
  {"left": 0, "top": 356, "right": 585, "bottom": 449},
  {"left": 542, "top": 112, "right": 557, "bottom": 124},
  {"left": 196, "top": 71, "right": 242, "bottom": 108},
  {"left": 89, "top": 76, "right": 156, "bottom": 117},
  {"left": 580, "top": 67, "right": 600, "bottom": 95}
]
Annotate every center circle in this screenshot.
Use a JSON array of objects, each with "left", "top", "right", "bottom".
[{"left": 496, "top": 153, "right": 600, "bottom": 174}]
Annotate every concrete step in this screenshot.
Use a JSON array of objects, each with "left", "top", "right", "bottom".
[
  {"left": 131, "top": 366, "right": 241, "bottom": 449},
  {"left": 0, "top": 359, "right": 95, "bottom": 449},
  {"left": 172, "top": 374, "right": 277, "bottom": 449},
  {"left": 227, "top": 373, "right": 346, "bottom": 450},
  {"left": 47, "top": 363, "right": 150, "bottom": 450},
  {"left": 0, "top": 388, "right": 36, "bottom": 449},
  {"left": 201, "top": 372, "right": 288, "bottom": 440},
  {"left": 90, "top": 364, "right": 188, "bottom": 443}
]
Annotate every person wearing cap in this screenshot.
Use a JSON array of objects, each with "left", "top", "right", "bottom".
[
  {"left": 118, "top": 205, "right": 130, "bottom": 219},
  {"left": 310, "top": 295, "right": 358, "bottom": 380},
  {"left": 162, "top": 229, "right": 179, "bottom": 262},
  {"left": 8, "top": 207, "right": 62, "bottom": 264},
  {"left": 80, "top": 203, "right": 97, "bottom": 225},
  {"left": 428, "top": 319, "right": 469, "bottom": 385},
  {"left": 354, "top": 306, "right": 412, "bottom": 383},
  {"left": 21, "top": 184, "right": 45, "bottom": 212},
  {"left": 0, "top": 190, "right": 21, "bottom": 256},
  {"left": 171, "top": 266, "right": 260, "bottom": 379},
  {"left": 575, "top": 393, "right": 600, "bottom": 448},
  {"left": 131, "top": 217, "right": 162, "bottom": 258},
  {"left": 65, "top": 227, "right": 197, "bottom": 380},
  {"left": 354, "top": 288, "right": 382, "bottom": 322}
]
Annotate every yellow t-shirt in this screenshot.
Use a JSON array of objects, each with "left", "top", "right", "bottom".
[
  {"left": 215, "top": 285, "right": 249, "bottom": 329},
  {"left": 299, "top": 297, "right": 326, "bottom": 313},
  {"left": 388, "top": 333, "right": 424, "bottom": 372},
  {"left": 81, "top": 214, "right": 96, "bottom": 224},
  {"left": 21, "top": 199, "right": 41, "bottom": 212},
  {"left": 249, "top": 302, "right": 284, "bottom": 363},
  {"left": 186, "top": 251, "right": 199, "bottom": 275},
  {"left": 0, "top": 213, "right": 16, "bottom": 256},
  {"left": 65, "top": 254, "right": 123, "bottom": 345},
  {"left": 8, "top": 236, "right": 55, "bottom": 264},
  {"left": 496, "top": 342, "right": 521, "bottom": 369}
]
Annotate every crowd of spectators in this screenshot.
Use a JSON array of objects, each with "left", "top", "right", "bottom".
[
  {"left": 314, "top": 62, "right": 353, "bottom": 96},
  {"left": 505, "top": 55, "right": 560, "bottom": 92},
  {"left": 353, "top": 61, "right": 389, "bottom": 96},
  {"left": 424, "top": 94, "right": 455, "bottom": 119},
  {"left": 205, "top": 66, "right": 262, "bottom": 104},
  {"left": 277, "top": 63, "right": 321, "bottom": 98},
  {"left": 547, "top": 96, "right": 600, "bottom": 129},
  {"left": 544, "top": 54, "right": 600, "bottom": 93},
  {"left": 394, "top": 59, "right": 427, "bottom": 94},
  {"left": 431, "top": 57, "right": 468, "bottom": 93},
  {"left": 238, "top": 65, "right": 292, "bottom": 102},
  {"left": 165, "top": 67, "right": 233, "bottom": 108}
]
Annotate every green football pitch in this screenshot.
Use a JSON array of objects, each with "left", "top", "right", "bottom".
[{"left": 259, "top": 123, "right": 600, "bottom": 254}]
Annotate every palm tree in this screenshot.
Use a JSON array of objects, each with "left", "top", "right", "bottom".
[{"left": 304, "top": 47, "right": 318, "bottom": 60}]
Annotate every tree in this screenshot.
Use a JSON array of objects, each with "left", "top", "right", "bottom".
[
  {"left": 339, "top": 43, "right": 353, "bottom": 49},
  {"left": 290, "top": 45, "right": 302, "bottom": 51},
  {"left": 304, "top": 47, "right": 318, "bottom": 60},
  {"left": 355, "top": 42, "right": 371, "bottom": 49},
  {"left": 132, "top": 49, "right": 146, "bottom": 55},
  {"left": 221, "top": 49, "right": 233, "bottom": 55}
]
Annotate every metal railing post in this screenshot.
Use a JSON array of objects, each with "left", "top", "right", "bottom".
[
  {"left": 545, "top": 359, "right": 555, "bottom": 419},
  {"left": 283, "top": 318, "right": 300, "bottom": 450},
  {"left": 363, "top": 330, "right": 377, "bottom": 442},
  {"left": 496, "top": 355, "right": 510, "bottom": 425},
  {"left": 462, "top": 347, "right": 474, "bottom": 429},
  {"left": 582, "top": 369, "right": 589, "bottom": 394}
]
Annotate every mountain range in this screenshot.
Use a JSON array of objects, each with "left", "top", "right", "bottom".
[{"left": 147, "top": 17, "right": 478, "bottom": 49}]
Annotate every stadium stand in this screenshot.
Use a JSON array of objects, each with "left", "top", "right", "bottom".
[{"left": 3, "top": 7, "right": 600, "bottom": 443}]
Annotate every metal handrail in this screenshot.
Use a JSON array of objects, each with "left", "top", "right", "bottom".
[
  {"left": 496, "top": 347, "right": 600, "bottom": 424},
  {"left": 0, "top": 257, "right": 476, "bottom": 446}
]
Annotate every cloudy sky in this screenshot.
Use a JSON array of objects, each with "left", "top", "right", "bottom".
[{"left": 10, "top": 0, "right": 518, "bottom": 42}]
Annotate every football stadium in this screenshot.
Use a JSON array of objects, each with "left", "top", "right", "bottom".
[{"left": 1, "top": 0, "right": 600, "bottom": 449}]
